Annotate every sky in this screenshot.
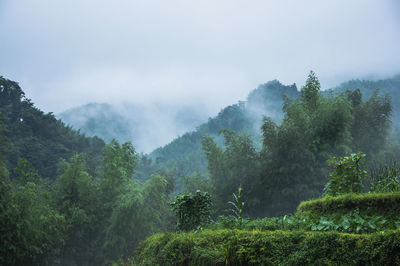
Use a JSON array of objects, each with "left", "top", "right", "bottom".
[{"left": 0, "top": 0, "right": 400, "bottom": 115}]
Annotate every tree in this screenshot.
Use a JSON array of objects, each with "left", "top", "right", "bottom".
[
  {"left": 202, "top": 130, "right": 260, "bottom": 215},
  {"left": 5, "top": 170, "right": 66, "bottom": 265},
  {"left": 0, "top": 76, "right": 106, "bottom": 180},
  {"left": 100, "top": 140, "right": 138, "bottom": 204},
  {"left": 56, "top": 154, "right": 101, "bottom": 265},
  {"left": 258, "top": 74, "right": 357, "bottom": 215},
  {"left": 348, "top": 89, "right": 392, "bottom": 159},
  {"left": 301, "top": 70, "right": 320, "bottom": 112},
  {"left": 181, "top": 171, "right": 212, "bottom": 194},
  {"left": 103, "top": 174, "right": 172, "bottom": 263}
]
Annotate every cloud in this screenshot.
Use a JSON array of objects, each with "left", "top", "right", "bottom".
[{"left": 0, "top": 0, "right": 399, "bottom": 114}]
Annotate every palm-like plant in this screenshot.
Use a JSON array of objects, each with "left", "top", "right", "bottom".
[{"left": 228, "top": 185, "right": 244, "bottom": 226}]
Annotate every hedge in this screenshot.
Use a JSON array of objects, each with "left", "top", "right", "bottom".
[
  {"left": 296, "top": 192, "right": 400, "bottom": 218},
  {"left": 133, "top": 229, "right": 400, "bottom": 265}
]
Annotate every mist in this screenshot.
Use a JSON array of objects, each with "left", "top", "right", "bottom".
[
  {"left": 0, "top": 0, "right": 399, "bottom": 115},
  {"left": 57, "top": 101, "right": 211, "bottom": 153}
]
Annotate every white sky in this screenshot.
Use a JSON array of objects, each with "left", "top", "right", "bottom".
[{"left": 0, "top": 0, "right": 399, "bottom": 114}]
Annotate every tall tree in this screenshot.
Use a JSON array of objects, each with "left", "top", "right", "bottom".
[
  {"left": 301, "top": 70, "right": 320, "bottom": 112},
  {"left": 56, "top": 154, "right": 102, "bottom": 265},
  {"left": 202, "top": 130, "right": 260, "bottom": 215},
  {"left": 100, "top": 140, "right": 138, "bottom": 204}
]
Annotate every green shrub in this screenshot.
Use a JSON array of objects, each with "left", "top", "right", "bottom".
[
  {"left": 209, "top": 214, "right": 400, "bottom": 234},
  {"left": 370, "top": 164, "right": 400, "bottom": 193},
  {"left": 207, "top": 215, "right": 309, "bottom": 232},
  {"left": 134, "top": 229, "right": 400, "bottom": 265},
  {"left": 324, "top": 152, "right": 367, "bottom": 196},
  {"left": 297, "top": 192, "right": 400, "bottom": 218},
  {"left": 171, "top": 190, "right": 212, "bottom": 231},
  {"left": 294, "top": 192, "right": 400, "bottom": 234}
]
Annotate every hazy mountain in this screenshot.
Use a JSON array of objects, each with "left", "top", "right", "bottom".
[
  {"left": 140, "top": 75, "right": 400, "bottom": 182},
  {"left": 0, "top": 76, "right": 105, "bottom": 179},
  {"left": 56, "top": 75, "right": 400, "bottom": 183},
  {"left": 332, "top": 74, "right": 400, "bottom": 127},
  {"left": 57, "top": 102, "right": 210, "bottom": 153},
  {"left": 135, "top": 80, "right": 300, "bottom": 182}
]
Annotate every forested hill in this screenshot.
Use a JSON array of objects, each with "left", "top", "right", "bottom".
[
  {"left": 57, "top": 102, "right": 209, "bottom": 153},
  {"left": 0, "top": 76, "right": 105, "bottom": 179},
  {"left": 332, "top": 74, "right": 400, "bottom": 125},
  {"left": 58, "top": 103, "right": 133, "bottom": 144},
  {"left": 135, "top": 80, "right": 299, "bottom": 181},
  {"left": 135, "top": 75, "right": 400, "bottom": 182}
]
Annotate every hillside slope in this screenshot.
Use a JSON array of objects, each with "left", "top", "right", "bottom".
[
  {"left": 55, "top": 75, "right": 400, "bottom": 183},
  {"left": 139, "top": 75, "right": 400, "bottom": 182},
  {"left": 136, "top": 81, "right": 299, "bottom": 181},
  {"left": 57, "top": 102, "right": 210, "bottom": 153},
  {"left": 0, "top": 76, "right": 105, "bottom": 179}
]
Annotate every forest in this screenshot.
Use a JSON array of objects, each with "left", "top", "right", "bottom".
[{"left": 1, "top": 72, "right": 400, "bottom": 265}]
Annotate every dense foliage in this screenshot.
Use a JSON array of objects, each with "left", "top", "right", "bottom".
[
  {"left": 0, "top": 76, "right": 105, "bottom": 179},
  {"left": 0, "top": 141, "right": 175, "bottom": 265},
  {"left": 132, "top": 75, "right": 400, "bottom": 192},
  {"left": 171, "top": 191, "right": 212, "bottom": 232},
  {"left": 2, "top": 73, "right": 400, "bottom": 265},
  {"left": 134, "top": 187, "right": 400, "bottom": 265},
  {"left": 324, "top": 152, "right": 367, "bottom": 196},
  {"left": 202, "top": 72, "right": 393, "bottom": 217},
  {"left": 370, "top": 164, "right": 400, "bottom": 193},
  {"left": 135, "top": 229, "right": 400, "bottom": 265},
  {"left": 0, "top": 78, "right": 176, "bottom": 265},
  {"left": 133, "top": 81, "right": 299, "bottom": 184},
  {"left": 297, "top": 192, "right": 400, "bottom": 218}
]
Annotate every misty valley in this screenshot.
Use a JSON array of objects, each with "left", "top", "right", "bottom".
[{"left": 1, "top": 72, "right": 400, "bottom": 265}]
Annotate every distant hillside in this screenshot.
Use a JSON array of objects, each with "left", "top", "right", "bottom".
[
  {"left": 0, "top": 76, "right": 105, "bottom": 179},
  {"left": 137, "top": 75, "right": 400, "bottom": 183},
  {"left": 57, "top": 102, "right": 210, "bottom": 153},
  {"left": 332, "top": 74, "right": 400, "bottom": 126},
  {"left": 134, "top": 80, "right": 299, "bottom": 182},
  {"left": 56, "top": 74, "right": 400, "bottom": 184},
  {"left": 58, "top": 103, "right": 132, "bottom": 143}
]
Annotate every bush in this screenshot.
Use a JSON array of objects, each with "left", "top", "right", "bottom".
[
  {"left": 295, "top": 192, "right": 400, "bottom": 233},
  {"left": 171, "top": 190, "right": 212, "bottom": 231},
  {"left": 324, "top": 152, "right": 367, "bottom": 196},
  {"left": 370, "top": 164, "right": 400, "bottom": 193},
  {"left": 134, "top": 229, "right": 400, "bottom": 265},
  {"left": 297, "top": 192, "right": 400, "bottom": 218},
  {"left": 207, "top": 215, "right": 308, "bottom": 232}
]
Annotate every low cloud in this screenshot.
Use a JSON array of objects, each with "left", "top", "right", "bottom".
[{"left": 0, "top": 0, "right": 399, "bottom": 116}]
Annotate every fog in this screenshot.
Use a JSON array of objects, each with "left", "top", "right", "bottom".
[
  {"left": 1, "top": 0, "right": 399, "bottom": 150},
  {"left": 58, "top": 101, "right": 210, "bottom": 153}
]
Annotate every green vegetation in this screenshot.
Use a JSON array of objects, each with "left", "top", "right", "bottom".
[
  {"left": 228, "top": 186, "right": 244, "bottom": 226},
  {"left": 134, "top": 189, "right": 400, "bottom": 264},
  {"left": 201, "top": 72, "right": 392, "bottom": 217},
  {"left": 134, "top": 81, "right": 299, "bottom": 185},
  {"left": 0, "top": 78, "right": 175, "bottom": 265},
  {"left": 324, "top": 152, "right": 367, "bottom": 196},
  {"left": 132, "top": 75, "right": 400, "bottom": 193},
  {"left": 0, "top": 76, "right": 105, "bottom": 180},
  {"left": 297, "top": 192, "right": 400, "bottom": 218},
  {"left": 135, "top": 230, "right": 400, "bottom": 265},
  {"left": 171, "top": 191, "right": 212, "bottom": 232},
  {"left": 131, "top": 72, "right": 400, "bottom": 265},
  {"left": 370, "top": 164, "right": 400, "bottom": 192},
  {"left": 2, "top": 72, "right": 400, "bottom": 265},
  {"left": 0, "top": 140, "right": 175, "bottom": 265}
]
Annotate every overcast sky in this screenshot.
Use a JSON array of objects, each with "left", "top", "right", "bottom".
[{"left": 0, "top": 0, "right": 399, "bottom": 114}]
